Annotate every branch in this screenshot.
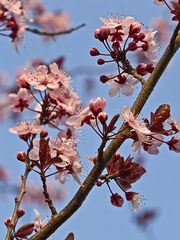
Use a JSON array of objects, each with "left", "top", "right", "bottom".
[
  {"left": 5, "top": 166, "right": 31, "bottom": 240},
  {"left": 26, "top": 24, "right": 85, "bottom": 37},
  {"left": 41, "top": 174, "right": 57, "bottom": 216},
  {"left": 29, "top": 22, "right": 180, "bottom": 240}
]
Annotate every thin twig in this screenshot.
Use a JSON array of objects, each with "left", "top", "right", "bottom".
[
  {"left": 5, "top": 166, "right": 31, "bottom": 240},
  {"left": 26, "top": 24, "right": 85, "bottom": 37},
  {"left": 40, "top": 174, "right": 57, "bottom": 216}
]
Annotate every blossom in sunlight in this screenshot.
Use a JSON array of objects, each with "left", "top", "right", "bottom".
[
  {"left": 9, "top": 120, "right": 43, "bottom": 135},
  {"left": 108, "top": 74, "right": 138, "bottom": 97},
  {"left": 142, "top": 28, "right": 158, "bottom": 63},
  {"left": 23, "top": 63, "right": 66, "bottom": 91},
  {"left": 34, "top": 209, "right": 47, "bottom": 232},
  {"left": 121, "top": 107, "right": 152, "bottom": 134},
  {"left": 9, "top": 88, "right": 34, "bottom": 112},
  {"left": 0, "top": 0, "right": 22, "bottom": 15},
  {"left": 66, "top": 107, "right": 94, "bottom": 128}
]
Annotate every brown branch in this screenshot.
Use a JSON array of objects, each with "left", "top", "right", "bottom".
[
  {"left": 29, "top": 23, "right": 180, "bottom": 240},
  {"left": 41, "top": 174, "right": 57, "bottom": 216},
  {"left": 5, "top": 165, "right": 31, "bottom": 240},
  {"left": 26, "top": 24, "right": 85, "bottom": 37}
]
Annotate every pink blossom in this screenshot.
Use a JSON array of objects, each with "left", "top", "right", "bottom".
[
  {"left": 144, "top": 134, "right": 164, "bottom": 154},
  {"left": 23, "top": 63, "right": 64, "bottom": 91},
  {"left": 143, "top": 28, "right": 158, "bottom": 63},
  {"left": 49, "top": 87, "right": 81, "bottom": 115},
  {"left": 9, "top": 121, "right": 43, "bottom": 135},
  {"left": 49, "top": 138, "right": 78, "bottom": 164},
  {"left": 66, "top": 107, "right": 94, "bottom": 128},
  {"left": 89, "top": 97, "right": 106, "bottom": 115},
  {"left": 28, "top": 139, "right": 56, "bottom": 161},
  {"left": 126, "top": 192, "right": 142, "bottom": 212},
  {"left": 1, "top": 0, "right": 22, "bottom": 15},
  {"left": 34, "top": 209, "right": 47, "bottom": 232},
  {"left": 121, "top": 107, "right": 152, "bottom": 134},
  {"left": 168, "top": 136, "right": 180, "bottom": 153},
  {"left": 108, "top": 74, "right": 138, "bottom": 97},
  {"left": 9, "top": 88, "right": 34, "bottom": 112}
]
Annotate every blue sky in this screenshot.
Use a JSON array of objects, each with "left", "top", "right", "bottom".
[{"left": 0, "top": 1, "right": 180, "bottom": 239}]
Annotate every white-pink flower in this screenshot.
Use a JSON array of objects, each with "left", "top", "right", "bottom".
[
  {"left": 28, "top": 138, "right": 56, "bottom": 161},
  {"left": 121, "top": 107, "right": 151, "bottom": 134},
  {"left": 109, "top": 74, "right": 138, "bottom": 97},
  {"left": 34, "top": 209, "right": 47, "bottom": 232},
  {"left": 23, "top": 63, "right": 64, "bottom": 91},
  {"left": 1, "top": 0, "right": 22, "bottom": 15},
  {"left": 143, "top": 28, "right": 158, "bottom": 63},
  {"left": 9, "top": 120, "right": 43, "bottom": 135},
  {"left": 130, "top": 193, "right": 142, "bottom": 212},
  {"left": 66, "top": 107, "right": 93, "bottom": 128},
  {"left": 9, "top": 88, "right": 34, "bottom": 112},
  {"left": 89, "top": 97, "right": 106, "bottom": 114}
]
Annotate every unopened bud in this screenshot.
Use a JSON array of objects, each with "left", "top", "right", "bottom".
[
  {"left": 90, "top": 48, "right": 100, "bottom": 56},
  {"left": 17, "top": 152, "right": 26, "bottom": 162},
  {"left": 17, "top": 209, "right": 25, "bottom": 218}
]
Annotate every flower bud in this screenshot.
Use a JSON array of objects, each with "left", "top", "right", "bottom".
[
  {"left": 97, "top": 59, "right": 105, "bottom": 65},
  {"left": 98, "top": 112, "right": 108, "bottom": 124},
  {"left": 17, "top": 209, "right": 25, "bottom": 218},
  {"left": 17, "top": 152, "right": 26, "bottom": 162},
  {"left": 90, "top": 48, "right": 100, "bottom": 56},
  {"left": 100, "top": 75, "right": 109, "bottom": 83},
  {"left": 110, "top": 193, "right": 124, "bottom": 207}
]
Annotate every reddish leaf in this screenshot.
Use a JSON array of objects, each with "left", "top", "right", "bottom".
[
  {"left": 14, "top": 223, "right": 34, "bottom": 238},
  {"left": 149, "top": 104, "right": 170, "bottom": 132},
  {"left": 65, "top": 232, "right": 75, "bottom": 240}
]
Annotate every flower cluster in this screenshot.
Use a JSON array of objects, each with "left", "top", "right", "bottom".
[
  {"left": 0, "top": 0, "right": 70, "bottom": 47},
  {"left": 121, "top": 105, "right": 180, "bottom": 154},
  {"left": 9, "top": 63, "right": 83, "bottom": 184},
  {"left": 90, "top": 16, "right": 158, "bottom": 96},
  {"left": 0, "top": 0, "right": 27, "bottom": 48}
]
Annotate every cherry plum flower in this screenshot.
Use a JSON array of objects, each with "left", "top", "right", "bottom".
[
  {"left": 66, "top": 107, "right": 94, "bottom": 128},
  {"left": 22, "top": 63, "right": 65, "bottom": 91},
  {"left": 108, "top": 74, "right": 138, "bottom": 97},
  {"left": 0, "top": 0, "right": 22, "bottom": 15},
  {"left": 126, "top": 192, "right": 142, "bottom": 212},
  {"left": 121, "top": 107, "right": 152, "bottom": 135},
  {"left": 9, "top": 88, "right": 34, "bottom": 112},
  {"left": 9, "top": 120, "right": 43, "bottom": 135},
  {"left": 34, "top": 209, "right": 47, "bottom": 232},
  {"left": 89, "top": 97, "right": 106, "bottom": 116},
  {"left": 168, "top": 136, "right": 180, "bottom": 153},
  {"left": 142, "top": 28, "right": 158, "bottom": 63}
]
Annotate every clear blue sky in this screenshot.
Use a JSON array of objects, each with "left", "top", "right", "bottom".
[{"left": 0, "top": 1, "right": 180, "bottom": 239}]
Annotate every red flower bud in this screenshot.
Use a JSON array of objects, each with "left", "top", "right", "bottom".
[
  {"left": 17, "top": 152, "right": 26, "bottom": 162},
  {"left": 17, "top": 209, "right": 25, "bottom": 218},
  {"left": 110, "top": 193, "right": 124, "bottom": 207},
  {"left": 90, "top": 48, "right": 100, "bottom": 56}
]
